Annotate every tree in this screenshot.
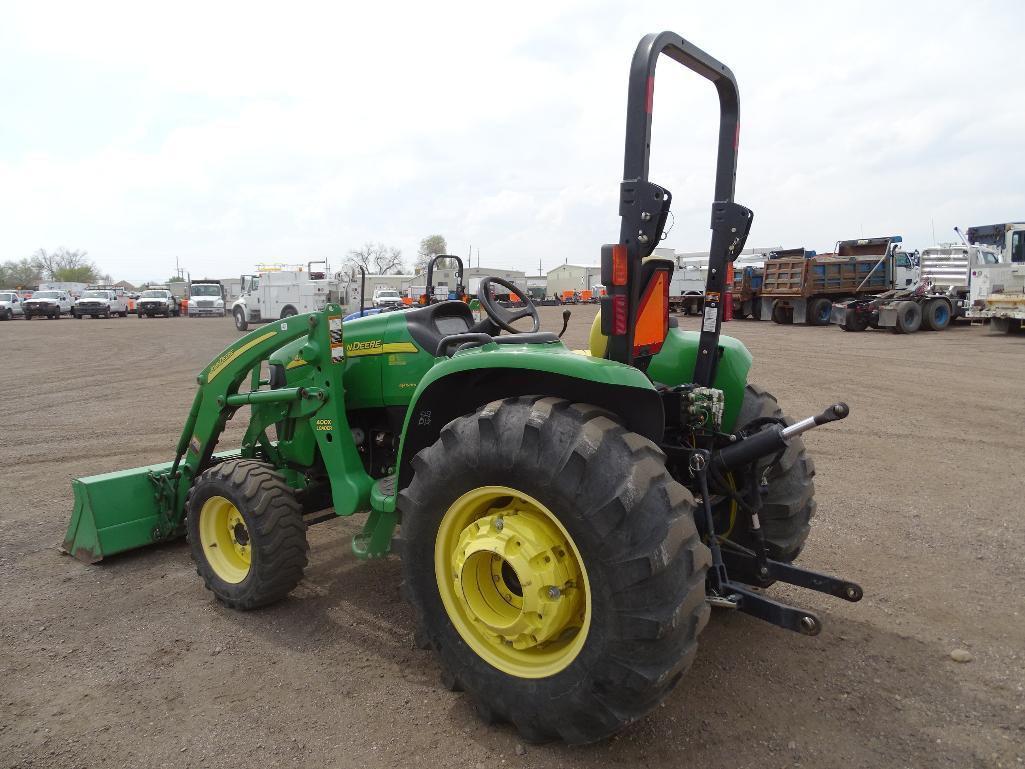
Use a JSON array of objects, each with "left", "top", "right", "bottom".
[
  {"left": 0, "top": 258, "right": 42, "bottom": 287},
  {"left": 31, "top": 247, "right": 100, "bottom": 283},
  {"left": 415, "top": 234, "right": 448, "bottom": 275},
  {"left": 345, "top": 242, "right": 406, "bottom": 275}
]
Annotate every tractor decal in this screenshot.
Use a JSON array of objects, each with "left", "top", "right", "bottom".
[
  {"left": 344, "top": 340, "right": 419, "bottom": 358},
  {"left": 207, "top": 331, "right": 277, "bottom": 382}
]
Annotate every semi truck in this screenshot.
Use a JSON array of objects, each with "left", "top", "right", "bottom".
[
  {"left": 965, "top": 222, "right": 1025, "bottom": 332},
  {"left": 762, "top": 236, "right": 917, "bottom": 325}
]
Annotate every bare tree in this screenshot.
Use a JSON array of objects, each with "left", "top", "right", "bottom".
[
  {"left": 31, "top": 247, "right": 100, "bottom": 283},
  {"left": 415, "top": 234, "right": 448, "bottom": 275},
  {"left": 345, "top": 242, "right": 406, "bottom": 275}
]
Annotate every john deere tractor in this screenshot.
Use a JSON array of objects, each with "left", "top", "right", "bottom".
[{"left": 64, "top": 32, "right": 861, "bottom": 743}]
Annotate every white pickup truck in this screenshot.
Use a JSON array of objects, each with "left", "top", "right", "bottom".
[
  {"left": 23, "top": 289, "right": 74, "bottom": 319},
  {"left": 0, "top": 291, "right": 25, "bottom": 320},
  {"left": 136, "top": 288, "right": 182, "bottom": 318},
  {"left": 74, "top": 289, "right": 129, "bottom": 319},
  {"left": 372, "top": 288, "right": 404, "bottom": 309}
]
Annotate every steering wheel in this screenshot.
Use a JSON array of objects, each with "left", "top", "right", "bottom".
[{"left": 478, "top": 277, "right": 540, "bottom": 334}]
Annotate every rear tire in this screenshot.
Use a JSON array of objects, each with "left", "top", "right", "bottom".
[
  {"left": 771, "top": 301, "right": 792, "bottom": 325},
  {"left": 280, "top": 305, "right": 298, "bottom": 319},
  {"left": 893, "top": 301, "right": 922, "bottom": 334},
  {"left": 400, "top": 397, "right": 710, "bottom": 744},
  {"left": 921, "top": 299, "right": 950, "bottom": 331},
  {"left": 807, "top": 297, "right": 833, "bottom": 326},
  {"left": 186, "top": 459, "right": 308, "bottom": 610},
  {"left": 990, "top": 318, "right": 1022, "bottom": 334},
  {"left": 729, "top": 384, "right": 817, "bottom": 567}
]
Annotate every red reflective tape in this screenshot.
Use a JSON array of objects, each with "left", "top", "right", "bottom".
[
  {"left": 612, "top": 295, "right": 628, "bottom": 335},
  {"left": 646, "top": 76, "right": 654, "bottom": 113}
]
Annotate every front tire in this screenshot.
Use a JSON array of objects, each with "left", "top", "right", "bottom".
[
  {"left": 401, "top": 397, "right": 710, "bottom": 744},
  {"left": 234, "top": 307, "right": 249, "bottom": 331},
  {"left": 186, "top": 459, "right": 308, "bottom": 610}
]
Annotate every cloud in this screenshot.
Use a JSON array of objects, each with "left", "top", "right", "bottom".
[{"left": 1, "top": 0, "right": 1023, "bottom": 281}]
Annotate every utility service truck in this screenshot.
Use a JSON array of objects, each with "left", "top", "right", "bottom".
[
  {"left": 232, "top": 263, "right": 336, "bottom": 331},
  {"left": 762, "top": 236, "right": 917, "bottom": 325}
]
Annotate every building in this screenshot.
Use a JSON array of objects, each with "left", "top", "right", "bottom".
[{"left": 545, "top": 263, "right": 602, "bottom": 298}]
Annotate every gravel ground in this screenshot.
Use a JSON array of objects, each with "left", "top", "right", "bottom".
[{"left": 1, "top": 307, "right": 1023, "bottom": 769}]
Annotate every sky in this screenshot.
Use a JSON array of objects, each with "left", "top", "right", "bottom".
[{"left": 1, "top": 0, "right": 1023, "bottom": 282}]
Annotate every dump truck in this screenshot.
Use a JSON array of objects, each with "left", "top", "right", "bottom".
[
  {"left": 761, "top": 236, "right": 917, "bottom": 325},
  {"left": 63, "top": 32, "right": 863, "bottom": 744}
]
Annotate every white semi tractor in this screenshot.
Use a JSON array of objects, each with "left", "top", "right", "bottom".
[{"left": 965, "top": 222, "right": 1025, "bottom": 333}]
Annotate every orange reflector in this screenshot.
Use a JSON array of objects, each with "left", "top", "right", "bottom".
[
  {"left": 612, "top": 245, "right": 628, "bottom": 286},
  {"left": 612, "top": 295, "right": 627, "bottom": 334},
  {"left": 632, "top": 270, "right": 669, "bottom": 356}
]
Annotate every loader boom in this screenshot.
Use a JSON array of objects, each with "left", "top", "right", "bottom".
[{"left": 64, "top": 306, "right": 373, "bottom": 562}]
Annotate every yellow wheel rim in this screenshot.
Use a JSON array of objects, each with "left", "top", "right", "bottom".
[
  {"left": 199, "top": 496, "right": 252, "bottom": 584},
  {"left": 435, "top": 486, "right": 591, "bottom": 679}
]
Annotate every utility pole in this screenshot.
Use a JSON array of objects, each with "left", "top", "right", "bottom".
[{"left": 476, "top": 247, "right": 480, "bottom": 268}]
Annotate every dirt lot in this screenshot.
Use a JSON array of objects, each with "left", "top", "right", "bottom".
[{"left": 1, "top": 307, "right": 1023, "bottom": 769}]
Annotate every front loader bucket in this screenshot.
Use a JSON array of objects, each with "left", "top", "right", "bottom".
[{"left": 63, "top": 461, "right": 176, "bottom": 563}]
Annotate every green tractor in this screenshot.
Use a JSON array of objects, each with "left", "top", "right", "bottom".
[{"left": 63, "top": 32, "right": 861, "bottom": 743}]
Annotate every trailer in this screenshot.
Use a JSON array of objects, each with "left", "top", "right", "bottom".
[{"left": 761, "top": 236, "right": 917, "bottom": 325}]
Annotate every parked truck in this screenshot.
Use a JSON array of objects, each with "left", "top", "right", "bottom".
[
  {"left": 137, "top": 286, "right": 182, "bottom": 318},
  {"left": 965, "top": 222, "right": 1025, "bottom": 333},
  {"left": 232, "top": 263, "right": 336, "bottom": 332},
  {"left": 762, "top": 236, "right": 917, "bottom": 325},
  {"left": 669, "top": 256, "right": 706, "bottom": 314},
  {"left": 74, "top": 286, "right": 129, "bottom": 319},
  {"left": 187, "top": 278, "right": 227, "bottom": 318}
]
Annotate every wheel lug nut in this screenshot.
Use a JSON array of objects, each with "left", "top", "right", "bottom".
[
  {"left": 547, "top": 586, "right": 561, "bottom": 600},
  {"left": 494, "top": 518, "right": 504, "bottom": 531}
]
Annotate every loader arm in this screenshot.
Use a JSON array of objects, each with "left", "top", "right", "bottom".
[{"left": 65, "top": 306, "right": 372, "bottom": 562}]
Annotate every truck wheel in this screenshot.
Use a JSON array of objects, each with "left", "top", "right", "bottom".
[
  {"left": 400, "top": 397, "right": 710, "bottom": 744},
  {"left": 234, "top": 307, "right": 249, "bottom": 331},
  {"left": 727, "top": 384, "right": 817, "bottom": 571},
  {"left": 839, "top": 310, "right": 869, "bottom": 332},
  {"left": 280, "top": 306, "right": 298, "bottom": 319},
  {"left": 989, "top": 318, "right": 1022, "bottom": 334},
  {"left": 893, "top": 301, "right": 922, "bottom": 334},
  {"left": 771, "top": 301, "right": 792, "bottom": 325},
  {"left": 186, "top": 459, "right": 308, "bottom": 610},
  {"left": 807, "top": 297, "right": 833, "bottom": 326},
  {"left": 921, "top": 299, "right": 950, "bottom": 331}
]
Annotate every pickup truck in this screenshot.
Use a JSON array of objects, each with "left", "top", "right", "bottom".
[
  {"left": 23, "top": 290, "right": 73, "bottom": 319},
  {"left": 74, "top": 289, "right": 129, "bottom": 319},
  {"left": 0, "top": 291, "right": 25, "bottom": 320},
  {"left": 372, "top": 288, "right": 404, "bottom": 309},
  {"left": 136, "top": 288, "right": 181, "bottom": 318}
]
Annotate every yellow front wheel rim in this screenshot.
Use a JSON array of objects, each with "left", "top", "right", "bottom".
[
  {"left": 199, "top": 496, "right": 252, "bottom": 584},
  {"left": 435, "top": 486, "right": 591, "bottom": 679}
]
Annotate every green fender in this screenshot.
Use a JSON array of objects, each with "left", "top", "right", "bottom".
[{"left": 647, "top": 328, "right": 753, "bottom": 431}]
